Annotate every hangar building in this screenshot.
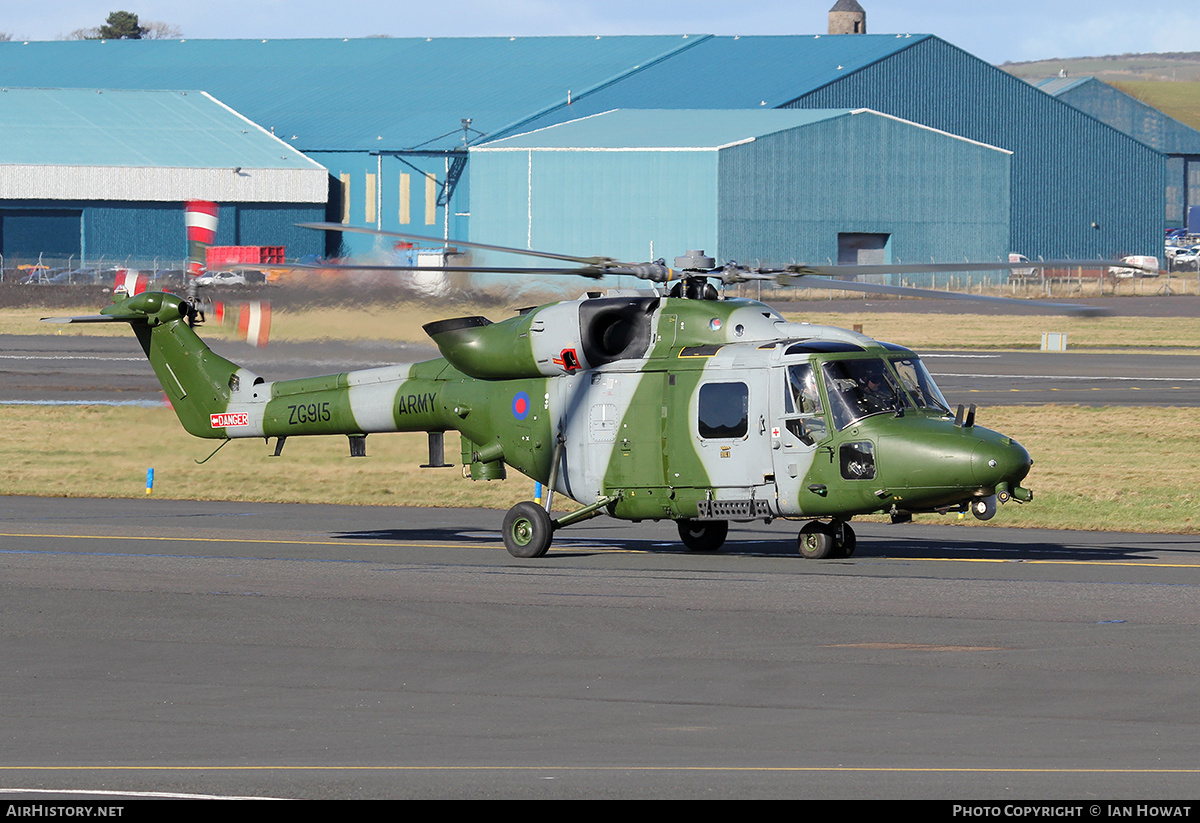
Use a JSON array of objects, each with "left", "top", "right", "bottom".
[
  {"left": 0, "top": 34, "right": 1165, "bottom": 265},
  {"left": 505, "top": 35, "right": 1165, "bottom": 262},
  {"left": 1030, "top": 75, "right": 1200, "bottom": 230},
  {"left": 470, "top": 108, "right": 1012, "bottom": 272},
  {"left": 0, "top": 87, "right": 328, "bottom": 265}
]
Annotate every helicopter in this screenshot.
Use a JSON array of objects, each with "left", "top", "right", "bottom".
[{"left": 45, "top": 225, "right": 1141, "bottom": 559}]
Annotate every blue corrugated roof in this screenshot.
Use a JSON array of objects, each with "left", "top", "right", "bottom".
[
  {"left": 0, "top": 87, "right": 321, "bottom": 168},
  {"left": 0, "top": 35, "right": 927, "bottom": 152},
  {"left": 1028, "top": 76, "right": 1093, "bottom": 96},
  {"left": 498, "top": 34, "right": 931, "bottom": 137},
  {"left": 0, "top": 36, "right": 709, "bottom": 152},
  {"left": 1029, "top": 74, "right": 1200, "bottom": 154},
  {"left": 477, "top": 109, "right": 858, "bottom": 149}
]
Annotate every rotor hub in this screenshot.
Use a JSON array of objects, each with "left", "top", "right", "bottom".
[{"left": 673, "top": 250, "right": 715, "bottom": 270}]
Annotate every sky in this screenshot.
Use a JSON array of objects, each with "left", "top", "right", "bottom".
[{"left": 3, "top": 1, "right": 1199, "bottom": 65}]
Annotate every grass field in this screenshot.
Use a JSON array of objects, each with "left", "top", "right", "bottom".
[{"left": 4, "top": 403, "right": 1197, "bottom": 534}]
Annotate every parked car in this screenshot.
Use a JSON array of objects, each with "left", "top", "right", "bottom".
[
  {"left": 47, "top": 268, "right": 103, "bottom": 285},
  {"left": 17, "top": 267, "right": 58, "bottom": 285},
  {"left": 1170, "top": 247, "right": 1200, "bottom": 270},
  {"left": 194, "top": 270, "right": 247, "bottom": 287}
]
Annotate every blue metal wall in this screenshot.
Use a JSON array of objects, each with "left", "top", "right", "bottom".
[
  {"left": 788, "top": 37, "right": 1165, "bottom": 260},
  {"left": 717, "top": 112, "right": 1011, "bottom": 270},
  {"left": 470, "top": 110, "right": 1010, "bottom": 287},
  {"left": 0, "top": 201, "right": 325, "bottom": 263},
  {"left": 1049, "top": 79, "right": 1200, "bottom": 228},
  {"left": 308, "top": 150, "right": 467, "bottom": 258},
  {"left": 470, "top": 148, "right": 720, "bottom": 268}
]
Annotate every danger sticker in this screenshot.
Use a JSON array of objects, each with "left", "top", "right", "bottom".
[{"left": 210, "top": 412, "right": 248, "bottom": 428}]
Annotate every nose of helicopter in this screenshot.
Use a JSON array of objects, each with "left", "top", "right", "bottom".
[{"left": 971, "top": 436, "right": 1032, "bottom": 488}]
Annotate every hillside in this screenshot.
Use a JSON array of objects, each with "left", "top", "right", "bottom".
[
  {"left": 1001, "top": 52, "right": 1200, "bottom": 82},
  {"left": 1001, "top": 53, "right": 1200, "bottom": 131}
]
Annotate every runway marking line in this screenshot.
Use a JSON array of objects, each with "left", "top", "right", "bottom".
[
  {"left": 0, "top": 786, "right": 279, "bottom": 800},
  {"left": 3, "top": 766, "right": 1200, "bottom": 775},
  {"left": 893, "top": 555, "right": 1200, "bottom": 569},
  {"left": 0, "top": 532, "right": 1197, "bottom": 567},
  {"left": 0, "top": 531, "right": 481, "bottom": 551}
]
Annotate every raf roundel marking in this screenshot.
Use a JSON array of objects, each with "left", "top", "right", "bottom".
[{"left": 512, "top": 391, "right": 531, "bottom": 420}]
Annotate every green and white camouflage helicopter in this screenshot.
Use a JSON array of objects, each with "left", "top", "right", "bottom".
[{"left": 47, "top": 225, "right": 1132, "bottom": 559}]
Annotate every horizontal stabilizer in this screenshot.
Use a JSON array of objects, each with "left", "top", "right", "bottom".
[{"left": 41, "top": 313, "right": 144, "bottom": 324}]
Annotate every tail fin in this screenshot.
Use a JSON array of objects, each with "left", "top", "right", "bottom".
[{"left": 44, "top": 291, "right": 251, "bottom": 439}]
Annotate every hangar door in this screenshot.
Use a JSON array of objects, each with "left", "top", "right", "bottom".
[{"left": 0, "top": 210, "right": 82, "bottom": 258}]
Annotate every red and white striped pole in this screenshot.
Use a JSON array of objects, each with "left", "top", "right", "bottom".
[{"left": 185, "top": 200, "right": 218, "bottom": 278}]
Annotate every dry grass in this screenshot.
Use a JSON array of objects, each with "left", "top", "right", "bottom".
[
  {"left": 783, "top": 311, "right": 1200, "bottom": 351},
  {"left": 979, "top": 406, "right": 1200, "bottom": 533},
  {"left": 2, "top": 405, "right": 541, "bottom": 511},
  {"left": 10, "top": 301, "right": 1200, "bottom": 352},
  {"left": 3, "top": 404, "right": 1198, "bottom": 534}
]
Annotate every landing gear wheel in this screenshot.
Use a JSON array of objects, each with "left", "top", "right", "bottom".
[
  {"left": 971, "top": 495, "right": 997, "bottom": 521},
  {"left": 798, "top": 521, "right": 834, "bottom": 559},
  {"left": 502, "top": 502, "right": 554, "bottom": 558},
  {"left": 831, "top": 521, "right": 856, "bottom": 558},
  {"left": 677, "top": 519, "right": 728, "bottom": 552}
]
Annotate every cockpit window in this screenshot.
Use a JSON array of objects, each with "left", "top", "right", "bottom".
[
  {"left": 890, "top": 357, "right": 951, "bottom": 414},
  {"left": 821, "top": 359, "right": 909, "bottom": 430},
  {"left": 784, "top": 363, "right": 828, "bottom": 445}
]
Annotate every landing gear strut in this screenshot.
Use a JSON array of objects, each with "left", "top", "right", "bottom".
[
  {"left": 500, "top": 492, "right": 621, "bottom": 558},
  {"left": 797, "top": 520, "right": 856, "bottom": 559}
]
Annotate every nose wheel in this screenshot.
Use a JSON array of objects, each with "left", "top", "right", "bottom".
[
  {"left": 971, "top": 495, "right": 997, "bottom": 521},
  {"left": 798, "top": 520, "right": 856, "bottom": 559}
]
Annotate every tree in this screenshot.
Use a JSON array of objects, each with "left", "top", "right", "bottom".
[
  {"left": 96, "top": 11, "right": 146, "bottom": 40},
  {"left": 141, "top": 21, "right": 183, "bottom": 40}
]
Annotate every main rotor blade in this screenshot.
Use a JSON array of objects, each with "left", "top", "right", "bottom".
[
  {"left": 232, "top": 261, "right": 604, "bottom": 278},
  {"left": 298, "top": 223, "right": 621, "bottom": 269},
  {"left": 232, "top": 261, "right": 600, "bottom": 277},
  {"left": 781, "top": 259, "right": 1152, "bottom": 277},
  {"left": 777, "top": 274, "right": 1109, "bottom": 316}
]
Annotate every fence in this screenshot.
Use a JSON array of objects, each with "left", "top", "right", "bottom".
[
  {"left": 0, "top": 255, "right": 190, "bottom": 285},
  {"left": 5, "top": 251, "right": 1198, "bottom": 300}
]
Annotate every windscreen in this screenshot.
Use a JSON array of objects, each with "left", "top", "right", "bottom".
[
  {"left": 889, "top": 357, "right": 951, "bottom": 414},
  {"left": 821, "top": 358, "right": 909, "bottom": 430}
]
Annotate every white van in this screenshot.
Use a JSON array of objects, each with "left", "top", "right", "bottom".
[{"left": 1111, "top": 256, "right": 1160, "bottom": 278}]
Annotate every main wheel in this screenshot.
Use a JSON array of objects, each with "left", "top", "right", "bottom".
[
  {"left": 502, "top": 501, "right": 553, "bottom": 558},
  {"left": 798, "top": 521, "right": 834, "bottom": 559},
  {"left": 677, "top": 519, "right": 728, "bottom": 552},
  {"left": 830, "top": 520, "right": 856, "bottom": 558}
]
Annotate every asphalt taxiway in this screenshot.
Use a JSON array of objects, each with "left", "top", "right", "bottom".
[{"left": 2, "top": 496, "right": 1199, "bottom": 799}]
